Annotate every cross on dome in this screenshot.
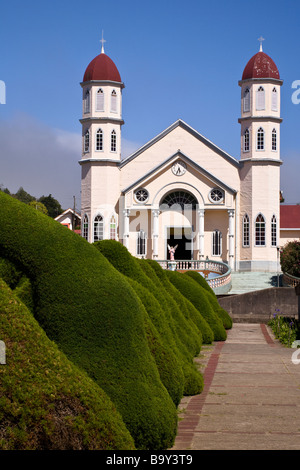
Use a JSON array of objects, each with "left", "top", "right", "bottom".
[
  {"left": 258, "top": 36, "right": 265, "bottom": 52},
  {"left": 100, "top": 30, "right": 106, "bottom": 54}
]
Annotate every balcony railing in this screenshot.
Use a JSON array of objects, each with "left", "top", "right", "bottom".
[{"left": 157, "top": 259, "right": 231, "bottom": 293}]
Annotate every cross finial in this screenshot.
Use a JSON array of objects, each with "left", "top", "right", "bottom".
[
  {"left": 100, "top": 30, "right": 106, "bottom": 54},
  {"left": 258, "top": 36, "right": 265, "bottom": 52}
]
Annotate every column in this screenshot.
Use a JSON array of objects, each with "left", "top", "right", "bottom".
[
  {"left": 198, "top": 209, "right": 205, "bottom": 260},
  {"left": 123, "top": 209, "right": 130, "bottom": 249},
  {"left": 228, "top": 209, "right": 235, "bottom": 269},
  {"left": 152, "top": 209, "right": 160, "bottom": 259}
]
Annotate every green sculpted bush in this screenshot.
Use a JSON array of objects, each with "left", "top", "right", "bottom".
[
  {"left": 0, "top": 192, "right": 177, "bottom": 450},
  {"left": 0, "top": 279, "right": 135, "bottom": 450},
  {"left": 280, "top": 241, "right": 300, "bottom": 278},
  {"left": 166, "top": 270, "right": 227, "bottom": 341},
  {"left": 184, "top": 271, "right": 232, "bottom": 329},
  {"left": 94, "top": 240, "right": 204, "bottom": 397}
]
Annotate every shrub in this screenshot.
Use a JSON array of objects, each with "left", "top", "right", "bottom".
[
  {"left": 280, "top": 241, "right": 300, "bottom": 277},
  {"left": 268, "top": 310, "right": 300, "bottom": 347},
  {"left": 94, "top": 240, "right": 204, "bottom": 396},
  {"left": 0, "top": 192, "right": 177, "bottom": 450},
  {"left": 184, "top": 271, "right": 232, "bottom": 329},
  {"left": 166, "top": 270, "right": 227, "bottom": 341},
  {"left": 0, "top": 279, "right": 135, "bottom": 450}
]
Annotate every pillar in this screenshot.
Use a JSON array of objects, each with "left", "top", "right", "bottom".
[
  {"left": 228, "top": 209, "right": 235, "bottom": 269},
  {"left": 123, "top": 209, "right": 130, "bottom": 249},
  {"left": 198, "top": 209, "right": 205, "bottom": 259},
  {"left": 152, "top": 209, "right": 160, "bottom": 259}
]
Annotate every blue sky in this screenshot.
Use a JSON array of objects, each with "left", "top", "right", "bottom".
[{"left": 0, "top": 0, "right": 300, "bottom": 210}]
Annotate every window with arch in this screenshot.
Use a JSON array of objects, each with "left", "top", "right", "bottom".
[
  {"left": 96, "top": 128, "right": 103, "bottom": 151},
  {"left": 96, "top": 88, "right": 104, "bottom": 111},
  {"left": 243, "top": 128, "right": 250, "bottom": 152},
  {"left": 256, "top": 86, "right": 265, "bottom": 110},
  {"left": 255, "top": 213, "right": 266, "bottom": 246},
  {"left": 111, "top": 90, "right": 117, "bottom": 113},
  {"left": 111, "top": 130, "right": 117, "bottom": 152},
  {"left": 272, "top": 128, "right": 277, "bottom": 151},
  {"left": 243, "top": 214, "right": 250, "bottom": 247},
  {"left": 271, "top": 215, "right": 277, "bottom": 246},
  {"left": 160, "top": 191, "right": 198, "bottom": 211},
  {"left": 82, "top": 214, "right": 89, "bottom": 240},
  {"left": 243, "top": 88, "right": 250, "bottom": 112},
  {"left": 84, "top": 130, "right": 90, "bottom": 153},
  {"left": 272, "top": 87, "right": 278, "bottom": 111},
  {"left": 84, "top": 89, "right": 90, "bottom": 114},
  {"left": 257, "top": 127, "right": 264, "bottom": 150},
  {"left": 137, "top": 230, "right": 146, "bottom": 256},
  {"left": 212, "top": 230, "right": 222, "bottom": 256},
  {"left": 94, "top": 215, "right": 104, "bottom": 242},
  {"left": 110, "top": 215, "right": 116, "bottom": 240}
]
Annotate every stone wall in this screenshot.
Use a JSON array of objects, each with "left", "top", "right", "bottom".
[{"left": 218, "top": 287, "right": 298, "bottom": 323}]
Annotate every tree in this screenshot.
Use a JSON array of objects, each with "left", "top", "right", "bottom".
[
  {"left": 14, "top": 187, "right": 36, "bottom": 204},
  {"left": 28, "top": 200, "right": 48, "bottom": 215},
  {"left": 38, "top": 194, "right": 63, "bottom": 218},
  {"left": 280, "top": 241, "right": 300, "bottom": 277}
]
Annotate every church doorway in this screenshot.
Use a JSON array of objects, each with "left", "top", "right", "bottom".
[{"left": 166, "top": 227, "right": 193, "bottom": 260}]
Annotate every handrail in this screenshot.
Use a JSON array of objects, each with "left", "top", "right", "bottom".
[{"left": 282, "top": 272, "right": 300, "bottom": 287}]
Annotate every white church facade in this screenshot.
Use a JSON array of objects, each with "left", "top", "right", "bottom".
[{"left": 79, "top": 40, "right": 285, "bottom": 272}]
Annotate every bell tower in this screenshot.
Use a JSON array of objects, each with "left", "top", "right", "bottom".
[
  {"left": 80, "top": 34, "right": 124, "bottom": 243},
  {"left": 238, "top": 39, "right": 283, "bottom": 271}
]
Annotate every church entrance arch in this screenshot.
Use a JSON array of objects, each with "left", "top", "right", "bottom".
[{"left": 159, "top": 190, "right": 198, "bottom": 260}]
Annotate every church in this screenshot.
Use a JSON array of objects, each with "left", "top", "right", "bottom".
[{"left": 79, "top": 39, "right": 288, "bottom": 272}]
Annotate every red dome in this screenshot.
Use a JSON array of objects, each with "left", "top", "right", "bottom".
[
  {"left": 83, "top": 52, "right": 122, "bottom": 83},
  {"left": 242, "top": 51, "right": 280, "bottom": 80}
]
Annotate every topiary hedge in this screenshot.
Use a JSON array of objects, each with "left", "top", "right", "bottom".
[
  {"left": 166, "top": 270, "right": 227, "bottom": 341},
  {"left": 94, "top": 240, "right": 204, "bottom": 397},
  {"left": 0, "top": 192, "right": 177, "bottom": 450},
  {"left": 184, "top": 271, "right": 232, "bottom": 330},
  {"left": 0, "top": 278, "right": 135, "bottom": 450}
]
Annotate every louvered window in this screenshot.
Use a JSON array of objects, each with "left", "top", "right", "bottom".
[
  {"left": 256, "top": 86, "right": 265, "bottom": 110},
  {"left": 271, "top": 87, "right": 278, "bottom": 111},
  {"left": 111, "top": 90, "right": 117, "bottom": 113},
  {"left": 96, "top": 88, "right": 104, "bottom": 111},
  {"left": 243, "top": 88, "right": 250, "bottom": 112}
]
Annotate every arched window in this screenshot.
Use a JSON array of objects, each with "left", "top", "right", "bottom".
[
  {"left": 256, "top": 86, "right": 265, "bottom": 110},
  {"left": 257, "top": 127, "right": 264, "bottom": 150},
  {"left": 84, "top": 89, "right": 90, "bottom": 114},
  {"left": 243, "top": 128, "right": 250, "bottom": 152},
  {"left": 212, "top": 230, "right": 222, "bottom": 256},
  {"left": 96, "top": 128, "right": 103, "bottom": 151},
  {"left": 243, "top": 88, "right": 250, "bottom": 112},
  {"left": 272, "top": 87, "right": 278, "bottom": 111},
  {"left": 111, "top": 130, "right": 117, "bottom": 152},
  {"left": 255, "top": 213, "right": 265, "bottom": 246},
  {"left": 160, "top": 191, "right": 198, "bottom": 211},
  {"left": 82, "top": 214, "right": 89, "bottom": 240},
  {"left": 272, "top": 128, "right": 277, "bottom": 151},
  {"left": 243, "top": 214, "right": 250, "bottom": 247},
  {"left": 94, "top": 215, "right": 104, "bottom": 242},
  {"left": 137, "top": 230, "right": 146, "bottom": 256},
  {"left": 110, "top": 215, "right": 116, "bottom": 240},
  {"left": 271, "top": 215, "right": 277, "bottom": 246},
  {"left": 111, "top": 90, "right": 117, "bottom": 113},
  {"left": 96, "top": 88, "right": 104, "bottom": 111},
  {"left": 84, "top": 130, "right": 90, "bottom": 153}
]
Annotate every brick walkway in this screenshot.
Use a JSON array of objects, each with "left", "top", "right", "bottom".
[{"left": 172, "top": 323, "right": 300, "bottom": 450}]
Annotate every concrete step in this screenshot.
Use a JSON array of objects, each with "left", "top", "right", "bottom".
[{"left": 229, "top": 272, "right": 281, "bottom": 295}]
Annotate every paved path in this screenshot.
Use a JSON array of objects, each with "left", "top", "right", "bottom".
[{"left": 173, "top": 323, "right": 300, "bottom": 450}]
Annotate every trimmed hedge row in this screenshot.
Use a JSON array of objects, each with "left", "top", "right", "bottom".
[
  {"left": 0, "top": 192, "right": 177, "bottom": 450},
  {"left": 0, "top": 278, "right": 135, "bottom": 450},
  {"left": 94, "top": 240, "right": 204, "bottom": 398}
]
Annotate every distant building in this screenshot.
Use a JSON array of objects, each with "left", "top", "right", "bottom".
[
  {"left": 55, "top": 208, "right": 81, "bottom": 233},
  {"left": 78, "top": 38, "right": 297, "bottom": 272}
]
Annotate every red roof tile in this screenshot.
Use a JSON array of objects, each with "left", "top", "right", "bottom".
[
  {"left": 83, "top": 53, "right": 122, "bottom": 83},
  {"left": 280, "top": 205, "right": 300, "bottom": 229},
  {"left": 242, "top": 51, "right": 280, "bottom": 80}
]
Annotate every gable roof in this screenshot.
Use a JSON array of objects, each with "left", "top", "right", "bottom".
[
  {"left": 280, "top": 205, "right": 300, "bottom": 229},
  {"left": 120, "top": 119, "right": 240, "bottom": 169},
  {"left": 121, "top": 150, "right": 237, "bottom": 195}
]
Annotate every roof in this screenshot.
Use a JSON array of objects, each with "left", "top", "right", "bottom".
[
  {"left": 242, "top": 51, "right": 280, "bottom": 80},
  {"left": 280, "top": 205, "right": 300, "bottom": 229},
  {"left": 83, "top": 52, "right": 122, "bottom": 83},
  {"left": 55, "top": 208, "right": 81, "bottom": 222}
]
